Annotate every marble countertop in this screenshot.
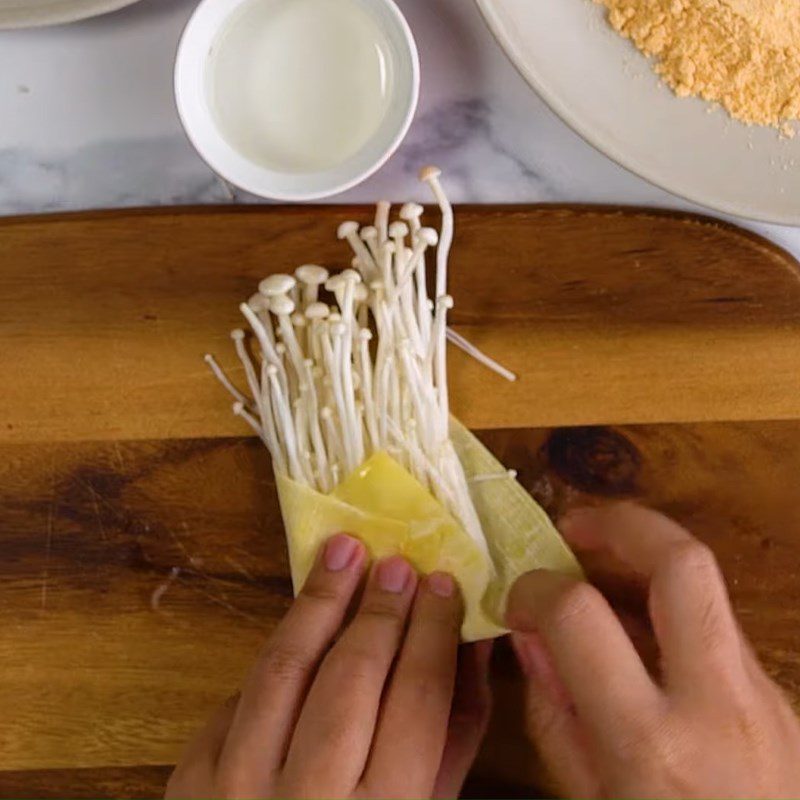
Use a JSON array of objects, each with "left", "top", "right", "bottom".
[{"left": 1, "top": 0, "right": 798, "bottom": 260}]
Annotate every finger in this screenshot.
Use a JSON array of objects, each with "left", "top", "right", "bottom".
[
  {"left": 281, "top": 556, "right": 417, "bottom": 794},
  {"left": 433, "top": 640, "right": 494, "bottom": 800},
  {"left": 166, "top": 695, "right": 239, "bottom": 799},
  {"left": 511, "top": 632, "right": 600, "bottom": 798},
  {"left": 362, "top": 572, "right": 463, "bottom": 797},
  {"left": 507, "top": 570, "right": 661, "bottom": 750},
  {"left": 217, "top": 534, "right": 366, "bottom": 796},
  {"left": 561, "top": 504, "right": 746, "bottom": 694}
]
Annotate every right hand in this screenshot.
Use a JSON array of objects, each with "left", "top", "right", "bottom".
[{"left": 507, "top": 503, "right": 800, "bottom": 799}]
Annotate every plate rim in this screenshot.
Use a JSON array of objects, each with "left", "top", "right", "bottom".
[
  {"left": 474, "top": 0, "right": 799, "bottom": 227},
  {"left": 0, "top": 0, "right": 141, "bottom": 29}
]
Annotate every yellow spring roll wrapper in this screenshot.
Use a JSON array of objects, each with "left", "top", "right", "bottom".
[{"left": 277, "top": 418, "right": 583, "bottom": 641}]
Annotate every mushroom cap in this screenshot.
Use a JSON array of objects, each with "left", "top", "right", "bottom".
[
  {"left": 325, "top": 273, "right": 346, "bottom": 292},
  {"left": 328, "top": 312, "right": 342, "bottom": 323},
  {"left": 337, "top": 220, "right": 360, "bottom": 239},
  {"left": 340, "top": 268, "right": 362, "bottom": 284},
  {"left": 247, "top": 293, "right": 269, "bottom": 312},
  {"left": 290, "top": 312, "right": 307, "bottom": 327},
  {"left": 305, "top": 302, "right": 330, "bottom": 320},
  {"left": 330, "top": 321, "right": 348, "bottom": 337},
  {"left": 354, "top": 283, "right": 368, "bottom": 302},
  {"left": 259, "top": 274, "right": 297, "bottom": 297},
  {"left": 358, "top": 328, "right": 373, "bottom": 342},
  {"left": 295, "top": 264, "right": 329, "bottom": 285},
  {"left": 417, "top": 227, "right": 439, "bottom": 247},
  {"left": 360, "top": 225, "right": 378, "bottom": 241},
  {"left": 388, "top": 221, "right": 409, "bottom": 238},
  {"left": 230, "top": 328, "right": 246, "bottom": 341},
  {"left": 269, "top": 294, "right": 296, "bottom": 316},
  {"left": 400, "top": 202, "right": 424, "bottom": 220},
  {"left": 437, "top": 294, "right": 455, "bottom": 310},
  {"left": 419, "top": 165, "right": 442, "bottom": 182}
]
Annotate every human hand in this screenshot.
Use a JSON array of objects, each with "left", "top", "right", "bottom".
[
  {"left": 507, "top": 503, "right": 800, "bottom": 799},
  {"left": 166, "top": 534, "right": 492, "bottom": 799}
]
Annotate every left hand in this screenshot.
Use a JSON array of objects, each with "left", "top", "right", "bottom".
[{"left": 166, "top": 534, "right": 493, "bottom": 799}]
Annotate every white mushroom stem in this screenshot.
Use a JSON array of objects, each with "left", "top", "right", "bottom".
[
  {"left": 271, "top": 295, "right": 305, "bottom": 379},
  {"left": 389, "top": 221, "right": 409, "bottom": 271},
  {"left": 247, "top": 293, "right": 276, "bottom": 345},
  {"left": 305, "top": 302, "right": 330, "bottom": 363},
  {"left": 231, "top": 330, "right": 287, "bottom": 473},
  {"left": 321, "top": 325, "right": 355, "bottom": 473},
  {"left": 338, "top": 221, "right": 378, "bottom": 281},
  {"left": 259, "top": 360, "right": 287, "bottom": 474},
  {"left": 354, "top": 283, "right": 369, "bottom": 329},
  {"left": 375, "top": 201, "right": 391, "bottom": 244},
  {"left": 320, "top": 407, "right": 346, "bottom": 473},
  {"left": 231, "top": 329, "right": 263, "bottom": 415},
  {"left": 360, "top": 226, "right": 381, "bottom": 263},
  {"left": 267, "top": 364, "right": 305, "bottom": 483},
  {"left": 240, "top": 303, "right": 282, "bottom": 370},
  {"left": 469, "top": 469, "right": 518, "bottom": 483},
  {"left": 446, "top": 328, "right": 517, "bottom": 382},
  {"left": 431, "top": 295, "right": 454, "bottom": 436},
  {"left": 204, "top": 353, "right": 250, "bottom": 408},
  {"left": 357, "top": 329, "right": 380, "bottom": 450},
  {"left": 233, "top": 402, "right": 267, "bottom": 445},
  {"left": 292, "top": 397, "right": 315, "bottom": 485},
  {"left": 420, "top": 166, "right": 453, "bottom": 300},
  {"left": 325, "top": 273, "right": 347, "bottom": 317},
  {"left": 335, "top": 273, "right": 364, "bottom": 468},
  {"left": 400, "top": 202, "right": 424, "bottom": 236}
]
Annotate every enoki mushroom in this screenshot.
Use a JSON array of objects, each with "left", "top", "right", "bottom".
[{"left": 206, "top": 166, "right": 515, "bottom": 558}]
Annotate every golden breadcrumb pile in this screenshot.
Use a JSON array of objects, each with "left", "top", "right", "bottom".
[{"left": 596, "top": 0, "right": 800, "bottom": 135}]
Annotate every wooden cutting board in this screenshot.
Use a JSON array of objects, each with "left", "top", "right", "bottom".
[{"left": 2, "top": 205, "right": 800, "bottom": 798}]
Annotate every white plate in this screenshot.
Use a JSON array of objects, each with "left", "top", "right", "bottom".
[
  {"left": 475, "top": 0, "right": 800, "bottom": 226},
  {"left": 0, "top": 0, "right": 141, "bottom": 28}
]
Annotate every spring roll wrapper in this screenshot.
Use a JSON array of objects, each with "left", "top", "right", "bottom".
[{"left": 277, "top": 419, "right": 583, "bottom": 642}]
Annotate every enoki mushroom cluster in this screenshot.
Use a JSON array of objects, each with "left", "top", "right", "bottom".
[
  {"left": 206, "top": 166, "right": 582, "bottom": 641},
  {"left": 206, "top": 167, "right": 511, "bottom": 558}
]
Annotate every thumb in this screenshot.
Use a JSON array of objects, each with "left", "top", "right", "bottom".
[{"left": 511, "top": 632, "right": 600, "bottom": 799}]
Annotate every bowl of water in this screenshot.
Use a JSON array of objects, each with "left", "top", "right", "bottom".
[{"left": 175, "top": 0, "right": 419, "bottom": 201}]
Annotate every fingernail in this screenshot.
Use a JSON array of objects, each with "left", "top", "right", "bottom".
[
  {"left": 377, "top": 556, "right": 413, "bottom": 593},
  {"left": 324, "top": 534, "right": 361, "bottom": 572},
  {"left": 427, "top": 572, "right": 455, "bottom": 598}
]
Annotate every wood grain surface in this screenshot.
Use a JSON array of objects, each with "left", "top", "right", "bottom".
[
  {"left": 2, "top": 205, "right": 800, "bottom": 798},
  {"left": 2, "top": 206, "right": 800, "bottom": 445}
]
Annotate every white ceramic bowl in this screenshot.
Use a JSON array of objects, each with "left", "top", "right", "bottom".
[{"left": 175, "top": 0, "right": 419, "bottom": 202}]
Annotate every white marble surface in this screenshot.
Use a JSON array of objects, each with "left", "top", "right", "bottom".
[{"left": 1, "top": 0, "right": 798, "bottom": 259}]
